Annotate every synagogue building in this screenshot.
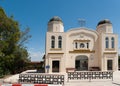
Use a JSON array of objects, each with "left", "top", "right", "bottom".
[{"left": 45, "top": 16, "right": 118, "bottom": 73}]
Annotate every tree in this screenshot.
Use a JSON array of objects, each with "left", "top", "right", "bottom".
[
  {"left": 0, "top": 7, "right": 31, "bottom": 76},
  {"left": 18, "top": 27, "right": 31, "bottom": 47}
]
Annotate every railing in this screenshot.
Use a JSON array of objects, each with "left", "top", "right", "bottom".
[
  {"left": 67, "top": 71, "right": 113, "bottom": 82},
  {"left": 19, "top": 73, "right": 64, "bottom": 85}
]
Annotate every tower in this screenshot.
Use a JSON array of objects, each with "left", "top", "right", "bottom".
[
  {"left": 96, "top": 19, "right": 113, "bottom": 34},
  {"left": 47, "top": 16, "right": 64, "bottom": 32}
]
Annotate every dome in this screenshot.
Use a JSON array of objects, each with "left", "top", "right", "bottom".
[
  {"left": 97, "top": 19, "right": 112, "bottom": 26},
  {"left": 49, "top": 16, "right": 62, "bottom": 23}
]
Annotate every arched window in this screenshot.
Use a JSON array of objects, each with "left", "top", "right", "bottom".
[
  {"left": 87, "top": 43, "right": 89, "bottom": 48},
  {"left": 58, "top": 36, "right": 62, "bottom": 48},
  {"left": 111, "top": 37, "right": 114, "bottom": 48},
  {"left": 75, "top": 42, "right": 78, "bottom": 49},
  {"left": 105, "top": 37, "right": 109, "bottom": 48},
  {"left": 51, "top": 36, "right": 55, "bottom": 48}
]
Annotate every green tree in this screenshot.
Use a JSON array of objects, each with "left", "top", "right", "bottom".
[
  {"left": 0, "top": 7, "right": 30, "bottom": 76},
  {"left": 18, "top": 27, "right": 31, "bottom": 47}
]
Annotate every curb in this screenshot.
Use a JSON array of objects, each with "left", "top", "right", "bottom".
[{"left": 1, "top": 84, "right": 63, "bottom": 86}]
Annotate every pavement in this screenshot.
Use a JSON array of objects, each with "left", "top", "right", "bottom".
[
  {"left": 1, "top": 70, "right": 120, "bottom": 86},
  {"left": 0, "top": 79, "right": 4, "bottom": 84},
  {"left": 65, "top": 80, "right": 120, "bottom": 86},
  {"left": 113, "top": 71, "right": 120, "bottom": 85}
]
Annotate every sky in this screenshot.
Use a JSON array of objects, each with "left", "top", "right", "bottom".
[{"left": 0, "top": 0, "right": 120, "bottom": 61}]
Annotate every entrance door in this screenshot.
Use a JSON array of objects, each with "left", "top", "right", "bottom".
[
  {"left": 52, "top": 61, "right": 59, "bottom": 72},
  {"left": 75, "top": 60, "right": 80, "bottom": 70},
  {"left": 107, "top": 60, "right": 113, "bottom": 70},
  {"left": 75, "top": 55, "right": 88, "bottom": 71}
]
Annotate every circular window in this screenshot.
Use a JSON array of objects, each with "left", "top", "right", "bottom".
[{"left": 80, "top": 43, "right": 84, "bottom": 48}]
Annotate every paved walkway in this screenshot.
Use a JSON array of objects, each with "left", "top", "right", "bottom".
[
  {"left": 65, "top": 80, "right": 120, "bottom": 86},
  {"left": 0, "top": 79, "right": 4, "bottom": 84},
  {"left": 1, "top": 71, "right": 120, "bottom": 86}
]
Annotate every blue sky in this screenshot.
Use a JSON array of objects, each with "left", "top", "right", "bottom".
[{"left": 0, "top": 0, "right": 120, "bottom": 61}]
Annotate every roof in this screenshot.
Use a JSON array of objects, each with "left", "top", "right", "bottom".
[
  {"left": 48, "top": 16, "right": 63, "bottom": 23},
  {"left": 97, "top": 19, "right": 112, "bottom": 26}
]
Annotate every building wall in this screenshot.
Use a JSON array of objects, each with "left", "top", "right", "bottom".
[
  {"left": 45, "top": 32, "right": 66, "bottom": 73},
  {"left": 45, "top": 20, "right": 118, "bottom": 73},
  {"left": 65, "top": 28, "right": 99, "bottom": 70},
  {"left": 100, "top": 33, "right": 118, "bottom": 71}
]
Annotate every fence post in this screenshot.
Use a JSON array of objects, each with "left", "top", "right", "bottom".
[
  {"left": 89, "top": 78, "right": 91, "bottom": 82},
  {"left": 89, "top": 72, "right": 91, "bottom": 82},
  {"left": 67, "top": 73, "right": 69, "bottom": 82},
  {"left": 112, "top": 71, "right": 113, "bottom": 81}
]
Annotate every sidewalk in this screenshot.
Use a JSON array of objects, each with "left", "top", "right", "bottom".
[
  {"left": 65, "top": 80, "right": 119, "bottom": 86},
  {"left": 113, "top": 71, "right": 120, "bottom": 85},
  {"left": 1, "top": 71, "right": 120, "bottom": 86},
  {"left": 0, "top": 79, "right": 4, "bottom": 84}
]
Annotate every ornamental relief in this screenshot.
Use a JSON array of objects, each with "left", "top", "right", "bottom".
[
  {"left": 68, "top": 31, "right": 98, "bottom": 41},
  {"left": 69, "top": 33, "right": 94, "bottom": 41}
]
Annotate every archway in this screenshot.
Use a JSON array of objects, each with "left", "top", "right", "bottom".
[{"left": 75, "top": 55, "right": 88, "bottom": 71}]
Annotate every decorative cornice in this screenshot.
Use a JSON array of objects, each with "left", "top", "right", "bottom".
[
  {"left": 74, "top": 40, "right": 90, "bottom": 42},
  {"left": 67, "top": 27, "right": 98, "bottom": 35},
  {"left": 50, "top": 48, "right": 62, "bottom": 50},
  {"left": 104, "top": 52, "right": 117, "bottom": 54},
  {"left": 48, "top": 52, "right": 64, "bottom": 54},
  {"left": 105, "top": 48, "right": 115, "bottom": 51},
  {"left": 69, "top": 50, "right": 95, "bottom": 53}
]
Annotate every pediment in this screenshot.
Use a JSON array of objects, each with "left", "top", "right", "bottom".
[{"left": 67, "top": 28, "right": 98, "bottom": 41}]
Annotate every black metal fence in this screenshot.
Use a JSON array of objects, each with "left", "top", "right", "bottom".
[
  {"left": 19, "top": 73, "right": 64, "bottom": 84},
  {"left": 67, "top": 71, "right": 113, "bottom": 81}
]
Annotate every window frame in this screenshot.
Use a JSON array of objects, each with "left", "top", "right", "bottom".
[
  {"left": 58, "top": 36, "right": 62, "bottom": 48},
  {"left": 111, "top": 37, "right": 115, "bottom": 48},
  {"left": 75, "top": 42, "right": 78, "bottom": 49},
  {"left": 105, "top": 37, "right": 109, "bottom": 49},
  {"left": 51, "top": 36, "right": 55, "bottom": 48}
]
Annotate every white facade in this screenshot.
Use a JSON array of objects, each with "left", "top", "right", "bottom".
[{"left": 45, "top": 16, "right": 118, "bottom": 73}]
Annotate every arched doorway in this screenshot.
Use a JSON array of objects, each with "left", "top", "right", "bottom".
[{"left": 75, "top": 55, "right": 88, "bottom": 71}]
